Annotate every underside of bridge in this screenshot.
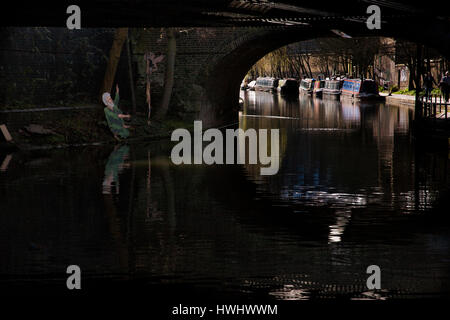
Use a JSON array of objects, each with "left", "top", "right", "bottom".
[
  {"left": 2, "top": 1, "right": 448, "bottom": 29},
  {"left": 2, "top": 1, "right": 449, "bottom": 125}
]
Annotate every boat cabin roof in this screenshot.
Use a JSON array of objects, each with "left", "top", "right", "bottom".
[{"left": 256, "top": 77, "right": 279, "bottom": 87}]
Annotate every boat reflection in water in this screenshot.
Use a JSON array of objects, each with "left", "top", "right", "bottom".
[
  {"left": 0, "top": 90, "right": 448, "bottom": 299},
  {"left": 238, "top": 91, "right": 448, "bottom": 299}
]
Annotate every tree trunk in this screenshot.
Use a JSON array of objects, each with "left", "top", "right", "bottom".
[
  {"left": 126, "top": 32, "right": 136, "bottom": 114},
  {"left": 156, "top": 29, "right": 176, "bottom": 119},
  {"left": 409, "top": 66, "right": 416, "bottom": 90},
  {"left": 407, "top": 56, "right": 416, "bottom": 90},
  {"left": 298, "top": 55, "right": 307, "bottom": 77},
  {"left": 305, "top": 55, "right": 313, "bottom": 78},
  {"left": 100, "top": 28, "right": 129, "bottom": 99},
  {"left": 145, "top": 54, "right": 152, "bottom": 123}
]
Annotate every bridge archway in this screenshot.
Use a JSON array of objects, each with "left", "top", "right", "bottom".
[{"left": 196, "top": 21, "right": 449, "bottom": 126}]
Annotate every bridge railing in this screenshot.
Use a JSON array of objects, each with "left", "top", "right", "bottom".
[{"left": 420, "top": 95, "right": 449, "bottom": 120}]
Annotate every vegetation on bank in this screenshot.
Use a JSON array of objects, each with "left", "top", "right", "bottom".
[
  {"left": 6, "top": 107, "right": 194, "bottom": 149},
  {"left": 379, "top": 87, "right": 443, "bottom": 97}
]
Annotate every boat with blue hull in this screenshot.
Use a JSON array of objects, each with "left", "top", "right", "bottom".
[{"left": 341, "top": 79, "right": 384, "bottom": 101}]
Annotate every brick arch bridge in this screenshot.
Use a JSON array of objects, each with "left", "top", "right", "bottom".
[
  {"left": 2, "top": 1, "right": 449, "bottom": 126},
  {"left": 135, "top": 22, "right": 449, "bottom": 126}
]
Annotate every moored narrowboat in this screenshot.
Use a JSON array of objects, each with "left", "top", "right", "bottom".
[
  {"left": 247, "top": 80, "right": 256, "bottom": 91},
  {"left": 341, "top": 79, "right": 383, "bottom": 100},
  {"left": 322, "top": 79, "right": 342, "bottom": 99},
  {"left": 277, "top": 78, "right": 299, "bottom": 95},
  {"left": 299, "top": 78, "right": 315, "bottom": 95},
  {"left": 255, "top": 77, "right": 279, "bottom": 92},
  {"left": 313, "top": 80, "right": 325, "bottom": 97}
]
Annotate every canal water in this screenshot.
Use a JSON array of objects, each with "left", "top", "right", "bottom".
[{"left": 0, "top": 92, "right": 449, "bottom": 299}]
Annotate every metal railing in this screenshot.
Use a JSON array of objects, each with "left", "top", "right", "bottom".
[{"left": 420, "top": 95, "right": 449, "bottom": 120}]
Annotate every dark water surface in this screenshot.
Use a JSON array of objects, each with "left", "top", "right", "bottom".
[{"left": 1, "top": 92, "right": 449, "bottom": 299}]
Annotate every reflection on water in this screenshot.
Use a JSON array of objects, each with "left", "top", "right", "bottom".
[
  {"left": 102, "top": 145, "right": 130, "bottom": 194},
  {"left": 0, "top": 92, "right": 449, "bottom": 299},
  {"left": 0, "top": 154, "right": 13, "bottom": 172}
]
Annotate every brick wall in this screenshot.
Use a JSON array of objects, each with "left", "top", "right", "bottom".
[
  {"left": 0, "top": 27, "right": 130, "bottom": 108},
  {"left": 129, "top": 28, "right": 258, "bottom": 115}
]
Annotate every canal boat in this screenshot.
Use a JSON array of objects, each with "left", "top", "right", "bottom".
[
  {"left": 313, "top": 80, "right": 325, "bottom": 97},
  {"left": 341, "top": 79, "right": 384, "bottom": 100},
  {"left": 322, "top": 79, "right": 342, "bottom": 99},
  {"left": 247, "top": 80, "right": 256, "bottom": 91},
  {"left": 299, "top": 78, "right": 315, "bottom": 95},
  {"left": 255, "top": 77, "right": 279, "bottom": 92},
  {"left": 277, "top": 78, "right": 299, "bottom": 95}
]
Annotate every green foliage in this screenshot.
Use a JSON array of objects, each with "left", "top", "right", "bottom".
[
  {"left": 392, "top": 88, "right": 416, "bottom": 95},
  {"left": 391, "top": 88, "right": 443, "bottom": 97},
  {"left": 431, "top": 88, "right": 442, "bottom": 96},
  {"left": 390, "top": 85, "right": 399, "bottom": 92}
]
